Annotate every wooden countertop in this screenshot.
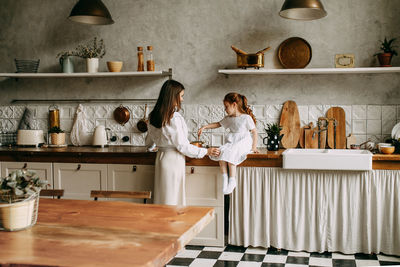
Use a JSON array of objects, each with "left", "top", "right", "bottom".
[
  {"left": 0, "top": 146, "right": 398, "bottom": 169},
  {"left": 0, "top": 199, "right": 214, "bottom": 267}
]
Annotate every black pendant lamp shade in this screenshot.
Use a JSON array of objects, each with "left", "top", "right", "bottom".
[
  {"left": 279, "top": 0, "right": 327, "bottom": 20},
  {"left": 69, "top": 0, "right": 114, "bottom": 25}
]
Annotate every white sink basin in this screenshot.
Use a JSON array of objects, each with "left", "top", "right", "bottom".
[{"left": 282, "top": 149, "right": 372, "bottom": 171}]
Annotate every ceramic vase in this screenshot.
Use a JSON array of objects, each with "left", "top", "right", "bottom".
[
  {"left": 263, "top": 134, "right": 283, "bottom": 151},
  {"left": 59, "top": 56, "right": 74, "bottom": 73},
  {"left": 86, "top": 58, "right": 99, "bottom": 73}
]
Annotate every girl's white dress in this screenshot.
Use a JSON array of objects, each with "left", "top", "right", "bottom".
[
  {"left": 210, "top": 114, "right": 255, "bottom": 165},
  {"left": 146, "top": 112, "right": 207, "bottom": 206}
]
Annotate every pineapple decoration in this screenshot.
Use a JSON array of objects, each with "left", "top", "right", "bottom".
[{"left": 264, "top": 123, "right": 284, "bottom": 151}]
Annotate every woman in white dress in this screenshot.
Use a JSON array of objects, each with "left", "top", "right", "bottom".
[
  {"left": 198, "top": 92, "right": 258, "bottom": 194},
  {"left": 146, "top": 80, "right": 220, "bottom": 205}
]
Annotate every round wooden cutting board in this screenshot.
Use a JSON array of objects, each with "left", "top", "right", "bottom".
[
  {"left": 279, "top": 100, "right": 301, "bottom": 148},
  {"left": 326, "top": 107, "right": 346, "bottom": 149}
]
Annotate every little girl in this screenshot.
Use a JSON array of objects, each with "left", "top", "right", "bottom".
[{"left": 198, "top": 92, "right": 258, "bottom": 195}]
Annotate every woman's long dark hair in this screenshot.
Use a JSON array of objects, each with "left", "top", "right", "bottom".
[
  {"left": 149, "top": 80, "right": 185, "bottom": 128},
  {"left": 224, "top": 92, "right": 256, "bottom": 124}
]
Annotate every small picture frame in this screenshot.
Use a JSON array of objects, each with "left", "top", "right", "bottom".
[{"left": 335, "top": 54, "right": 355, "bottom": 68}]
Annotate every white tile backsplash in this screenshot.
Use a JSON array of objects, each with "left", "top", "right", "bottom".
[
  {"left": 367, "top": 105, "right": 382, "bottom": 120},
  {"left": 382, "top": 105, "right": 396, "bottom": 121},
  {"left": 13, "top": 106, "right": 25, "bottom": 119},
  {"left": 382, "top": 120, "right": 396, "bottom": 135},
  {"left": 298, "top": 105, "right": 309, "bottom": 126},
  {"left": 352, "top": 120, "right": 367, "bottom": 134},
  {"left": 398, "top": 106, "right": 400, "bottom": 120},
  {"left": 367, "top": 119, "right": 381, "bottom": 135},
  {"left": 308, "top": 105, "right": 325, "bottom": 122},
  {"left": 266, "top": 105, "right": 282, "bottom": 120},
  {"left": 0, "top": 107, "right": 13, "bottom": 119},
  {"left": 352, "top": 105, "right": 366, "bottom": 120},
  {"left": 252, "top": 105, "right": 266, "bottom": 119},
  {"left": 2, "top": 103, "right": 398, "bottom": 145}
]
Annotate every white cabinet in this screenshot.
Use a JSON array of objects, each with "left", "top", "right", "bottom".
[
  {"left": 1, "top": 162, "right": 53, "bottom": 189},
  {"left": 53, "top": 163, "right": 107, "bottom": 200},
  {"left": 186, "top": 166, "right": 224, "bottom": 247},
  {"left": 107, "top": 164, "right": 154, "bottom": 203}
]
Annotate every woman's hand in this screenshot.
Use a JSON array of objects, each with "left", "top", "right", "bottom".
[
  {"left": 252, "top": 147, "right": 260, "bottom": 153},
  {"left": 207, "top": 147, "right": 220, "bottom": 157}
]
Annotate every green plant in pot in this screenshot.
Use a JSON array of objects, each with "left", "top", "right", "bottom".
[
  {"left": 263, "top": 123, "right": 284, "bottom": 151},
  {"left": 375, "top": 37, "right": 397, "bottom": 67},
  {"left": 0, "top": 169, "right": 48, "bottom": 231},
  {"left": 49, "top": 126, "right": 65, "bottom": 146},
  {"left": 74, "top": 37, "right": 106, "bottom": 73}
]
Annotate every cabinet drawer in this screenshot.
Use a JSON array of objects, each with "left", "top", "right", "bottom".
[
  {"left": 188, "top": 206, "right": 224, "bottom": 247},
  {"left": 1, "top": 162, "right": 53, "bottom": 188},
  {"left": 53, "top": 163, "right": 107, "bottom": 200},
  {"left": 107, "top": 164, "right": 154, "bottom": 203},
  {"left": 185, "top": 166, "right": 223, "bottom": 206}
]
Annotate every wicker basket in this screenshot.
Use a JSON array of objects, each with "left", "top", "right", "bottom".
[
  {"left": 14, "top": 59, "right": 40, "bottom": 73},
  {"left": 0, "top": 192, "right": 39, "bottom": 231},
  {"left": 50, "top": 133, "right": 65, "bottom": 145}
]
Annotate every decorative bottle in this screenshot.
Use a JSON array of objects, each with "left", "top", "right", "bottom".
[
  {"left": 137, "top": 46, "right": 144, "bottom": 71},
  {"left": 146, "top": 46, "right": 155, "bottom": 71}
]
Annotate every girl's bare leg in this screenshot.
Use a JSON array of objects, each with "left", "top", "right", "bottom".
[
  {"left": 225, "top": 163, "right": 237, "bottom": 194},
  {"left": 219, "top": 161, "right": 228, "bottom": 193}
]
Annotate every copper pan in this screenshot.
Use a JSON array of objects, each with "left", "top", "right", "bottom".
[
  {"left": 137, "top": 104, "right": 148, "bottom": 133},
  {"left": 113, "top": 105, "right": 130, "bottom": 126}
]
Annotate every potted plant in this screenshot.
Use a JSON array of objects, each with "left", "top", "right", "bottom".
[
  {"left": 375, "top": 37, "right": 397, "bottom": 67},
  {"left": 0, "top": 169, "right": 48, "bottom": 231},
  {"left": 49, "top": 126, "right": 65, "bottom": 146},
  {"left": 263, "top": 123, "right": 284, "bottom": 151},
  {"left": 56, "top": 50, "right": 76, "bottom": 73},
  {"left": 74, "top": 37, "right": 106, "bottom": 73}
]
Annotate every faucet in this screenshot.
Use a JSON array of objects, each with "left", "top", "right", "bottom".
[
  {"left": 316, "top": 117, "right": 337, "bottom": 149},
  {"left": 313, "top": 117, "right": 328, "bottom": 148}
]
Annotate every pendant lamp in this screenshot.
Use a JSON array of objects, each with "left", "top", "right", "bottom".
[
  {"left": 279, "top": 0, "right": 327, "bottom": 20},
  {"left": 69, "top": 0, "right": 114, "bottom": 25}
]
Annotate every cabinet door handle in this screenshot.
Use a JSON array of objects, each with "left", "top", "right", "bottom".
[
  {"left": 77, "top": 164, "right": 81, "bottom": 171},
  {"left": 191, "top": 167, "right": 194, "bottom": 174},
  {"left": 132, "top": 165, "right": 137, "bottom": 172}
]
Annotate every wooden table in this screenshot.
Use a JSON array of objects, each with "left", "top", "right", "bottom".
[{"left": 0, "top": 199, "right": 214, "bottom": 267}]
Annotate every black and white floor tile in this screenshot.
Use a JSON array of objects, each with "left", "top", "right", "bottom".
[{"left": 166, "top": 245, "right": 400, "bottom": 267}]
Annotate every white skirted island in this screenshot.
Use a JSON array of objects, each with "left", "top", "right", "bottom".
[{"left": 230, "top": 167, "right": 400, "bottom": 256}]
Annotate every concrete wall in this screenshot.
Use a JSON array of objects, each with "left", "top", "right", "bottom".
[{"left": 0, "top": 0, "right": 400, "bottom": 105}]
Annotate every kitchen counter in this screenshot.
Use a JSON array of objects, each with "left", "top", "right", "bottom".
[{"left": 0, "top": 146, "right": 398, "bottom": 169}]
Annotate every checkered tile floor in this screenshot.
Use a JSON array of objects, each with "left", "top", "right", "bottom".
[{"left": 166, "top": 245, "right": 400, "bottom": 267}]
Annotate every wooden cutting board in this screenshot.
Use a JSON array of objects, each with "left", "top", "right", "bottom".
[
  {"left": 299, "top": 122, "right": 313, "bottom": 148},
  {"left": 279, "top": 100, "right": 301, "bottom": 148},
  {"left": 326, "top": 107, "right": 346, "bottom": 149},
  {"left": 304, "top": 126, "right": 327, "bottom": 149}
]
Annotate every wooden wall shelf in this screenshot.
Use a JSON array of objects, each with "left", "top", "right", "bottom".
[
  {"left": 218, "top": 67, "right": 400, "bottom": 75},
  {"left": 0, "top": 69, "right": 172, "bottom": 79}
]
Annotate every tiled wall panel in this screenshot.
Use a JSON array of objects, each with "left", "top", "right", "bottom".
[{"left": 1, "top": 104, "right": 399, "bottom": 147}]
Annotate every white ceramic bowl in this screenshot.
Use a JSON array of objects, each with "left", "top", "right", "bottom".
[{"left": 378, "top": 143, "right": 393, "bottom": 153}]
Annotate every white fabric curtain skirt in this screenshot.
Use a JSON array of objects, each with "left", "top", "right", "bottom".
[{"left": 229, "top": 167, "right": 400, "bottom": 255}]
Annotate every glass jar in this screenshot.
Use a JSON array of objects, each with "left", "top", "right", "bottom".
[{"left": 146, "top": 46, "right": 155, "bottom": 71}]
